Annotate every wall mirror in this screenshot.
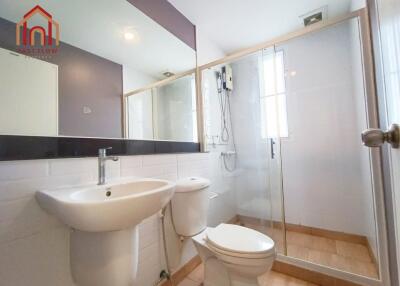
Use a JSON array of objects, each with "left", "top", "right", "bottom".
[{"left": 0, "top": 0, "right": 198, "bottom": 142}]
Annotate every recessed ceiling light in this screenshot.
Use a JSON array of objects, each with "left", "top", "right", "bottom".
[{"left": 124, "top": 32, "right": 134, "bottom": 41}]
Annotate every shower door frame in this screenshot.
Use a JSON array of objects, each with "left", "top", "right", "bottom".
[{"left": 197, "top": 8, "right": 391, "bottom": 286}]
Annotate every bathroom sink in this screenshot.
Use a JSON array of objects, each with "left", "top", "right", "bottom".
[{"left": 36, "top": 178, "right": 175, "bottom": 232}]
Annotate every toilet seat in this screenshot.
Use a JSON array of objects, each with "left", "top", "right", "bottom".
[{"left": 205, "top": 224, "right": 275, "bottom": 259}]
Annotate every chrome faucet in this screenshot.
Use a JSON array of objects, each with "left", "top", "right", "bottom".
[{"left": 98, "top": 147, "right": 119, "bottom": 185}]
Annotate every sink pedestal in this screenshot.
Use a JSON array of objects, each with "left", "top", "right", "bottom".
[{"left": 70, "top": 226, "right": 139, "bottom": 286}]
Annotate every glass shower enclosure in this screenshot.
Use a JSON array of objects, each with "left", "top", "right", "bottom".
[{"left": 200, "top": 11, "right": 385, "bottom": 285}]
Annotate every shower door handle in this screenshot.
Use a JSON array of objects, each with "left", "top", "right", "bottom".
[
  {"left": 270, "top": 138, "right": 276, "bottom": 159},
  {"left": 361, "top": 124, "right": 400, "bottom": 149}
]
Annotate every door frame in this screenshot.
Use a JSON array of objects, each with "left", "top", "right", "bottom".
[{"left": 367, "top": 0, "right": 399, "bottom": 284}]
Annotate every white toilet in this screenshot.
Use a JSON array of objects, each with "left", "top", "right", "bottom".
[{"left": 171, "top": 177, "right": 276, "bottom": 286}]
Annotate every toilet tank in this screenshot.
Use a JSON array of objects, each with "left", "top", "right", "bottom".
[{"left": 171, "top": 177, "right": 211, "bottom": 237}]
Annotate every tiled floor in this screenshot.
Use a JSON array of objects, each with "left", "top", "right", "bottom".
[
  {"left": 242, "top": 223, "right": 378, "bottom": 279},
  {"left": 177, "top": 264, "right": 317, "bottom": 286}
]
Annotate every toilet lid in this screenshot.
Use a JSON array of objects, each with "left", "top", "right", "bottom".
[{"left": 206, "top": 224, "right": 275, "bottom": 256}]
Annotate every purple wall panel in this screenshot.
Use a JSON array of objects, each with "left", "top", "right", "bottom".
[
  {"left": 0, "top": 17, "right": 123, "bottom": 138},
  {"left": 127, "top": 0, "right": 196, "bottom": 50}
]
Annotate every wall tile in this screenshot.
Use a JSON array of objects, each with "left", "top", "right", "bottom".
[
  {"left": 0, "top": 197, "right": 61, "bottom": 244},
  {"left": 0, "top": 227, "right": 74, "bottom": 286},
  {"left": 49, "top": 158, "right": 96, "bottom": 176},
  {"left": 120, "top": 155, "right": 142, "bottom": 170},
  {"left": 177, "top": 153, "right": 209, "bottom": 163},
  {"left": 105, "top": 159, "right": 121, "bottom": 180},
  {"left": 142, "top": 154, "right": 177, "bottom": 166},
  {"left": 0, "top": 160, "right": 48, "bottom": 181},
  {"left": 0, "top": 174, "right": 96, "bottom": 202},
  {"left": 177, "top": 159, "right": 210, "bottom": 179},
  {"left": 122, "top": 164, "right": 177, "bottom": 179}
]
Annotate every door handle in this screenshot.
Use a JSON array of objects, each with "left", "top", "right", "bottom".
[
  {"left": 270, "top": 138, "right": 276, "bottom": 159},
  {"left": 361, "top": 124, "right": 400, "bottom": 148}
]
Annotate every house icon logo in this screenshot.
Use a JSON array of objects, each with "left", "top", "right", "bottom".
[{"left": 16, "top": 5, "right": 60, "bottom": 47}]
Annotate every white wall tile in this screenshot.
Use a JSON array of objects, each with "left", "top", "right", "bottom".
[
  {"left": 0, "top": 160, "right": 48, "bottom": 181},
  {"left": 177, "top": 159, "right": 210, "bottom": 179},
  {"left": 0, "top": 227, "right": 74, "bottom": 286},
  {"left": 177, "top": 153, "right": 209, "bottom": 163},
  {"left": 0, "top": 197, "right": 61, "bottom": 244},
  {"left": 156, "top": 172, "right": 178, "bottom": 181},
  {"left": 142, "top": 154, "right": 177, "bottom": 166},
  {"left": 49, "top": 158, "right": 96, "bottom": 176},
  {"left": 0, "top": 173, "right": 97, "bottom": 202},
  {"left": 136, "top": 257, "right": 163, "bottom": 286},
  {"left": 120, "top": 156, "right": 142, "bottom": 170},
  {"left": 105, "top": 159, "right": 121, "bottom": 180},
  {"left": 122, "top": 164, "right": 177, "bottom": 179}
]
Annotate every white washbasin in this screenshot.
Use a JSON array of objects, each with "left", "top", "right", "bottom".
[{"left": 36, "top": 178, "right": 176, "bottom": 232}]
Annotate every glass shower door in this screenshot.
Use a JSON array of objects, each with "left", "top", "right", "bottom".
[
  {"left": 275, "top": 18, "right": 380, "bottom": 279},
  {"left": 200, "top": 51, "right": 287, "bottom": 256},
  {"left": 259, "top": 47, "right": 287, "bottom": 255}
]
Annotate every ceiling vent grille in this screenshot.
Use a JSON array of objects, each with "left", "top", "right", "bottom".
[
  {"left": 162, "top": 71, "right": 175, "bottom": 78},
  {"left": 303, "top": 12, "right": 323, "bottom": 26},
  {"left": 300, "top": 6, "right": 327, "bottom": 27}
]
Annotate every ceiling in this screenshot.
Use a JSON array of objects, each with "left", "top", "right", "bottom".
[
  {"left": 0, "top": 0, "right": 196, "bottom": 78},
  {"left": 169, "top": 0, "right": 355, "bottom": 54}
]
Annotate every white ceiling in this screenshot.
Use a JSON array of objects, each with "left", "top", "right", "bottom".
[
  {"left": 0, "top": 0, "right": 196, "bottom": 78},
  {"left": 169, "top": 0, "right": 354, "bottom": 54}
]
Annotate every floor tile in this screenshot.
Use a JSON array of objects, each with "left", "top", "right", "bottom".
[
  {"left": 310, "top": 236, "right": 337, "bottom": 253},
  {"left": 286, "top": 231, "right": 313, "bottom": 248},
  {"left": 336, "top": 241, "right": 372, "bottom": 262},
  {"left": 287, "top": 244, "right": 309, "bottom": 260},
  {"left": 307, "top": 249, "right": 334, "bottom": 267},
  {"left": 242, "top": 222, "right": 378, "bottom": 279}
]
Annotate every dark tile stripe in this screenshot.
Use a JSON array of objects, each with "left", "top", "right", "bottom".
[{"left": 0, "top": 135, "right": 200, "bottom": 161}]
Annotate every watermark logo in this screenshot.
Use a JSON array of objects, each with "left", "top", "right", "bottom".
[{"left": 16, "top": 5, "right": 60, "bottom": 58}]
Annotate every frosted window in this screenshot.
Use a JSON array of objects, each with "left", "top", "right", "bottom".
[{"left": 261, "top": 50, "right": 288, "bottom": 138}]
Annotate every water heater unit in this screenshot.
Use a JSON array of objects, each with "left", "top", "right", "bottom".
[{"left": 222, "top": 65, "right": 233, "bottom": 91}]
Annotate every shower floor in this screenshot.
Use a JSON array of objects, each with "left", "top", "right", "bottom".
[{"left": 238, "top": 216, "right": 378, "bottom": 279}]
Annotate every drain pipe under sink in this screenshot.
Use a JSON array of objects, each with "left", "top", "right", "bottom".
[{"left": 154, "top": 204, "right": 174, "bottom": 286}]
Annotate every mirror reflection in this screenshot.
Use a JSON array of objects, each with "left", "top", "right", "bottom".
[
  {"left": 125, "top": 73, "right": 197, "bottom": 142},
  {"left": 0, "top": 0, "right": 197, "bottom": 141}
]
